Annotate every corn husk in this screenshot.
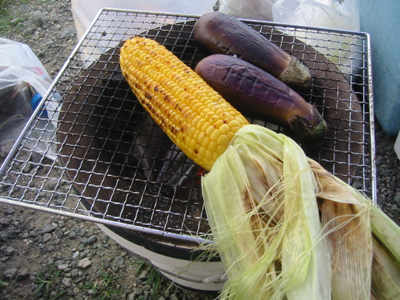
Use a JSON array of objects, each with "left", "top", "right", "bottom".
[
  {"left": 202, "top": 124, "right": 377, "bottom": 299},
  {"left": 371, "top": 237, "right": 400, "bottom": 299},
  {"left": 370, "top": 204, "right": 400, "bottom": 262},
  {"left": 311, "top": 160, "right": 372, "bottom": 299},
  {"left": 202, "top": 125, "right": 331, "bottom": 299}
]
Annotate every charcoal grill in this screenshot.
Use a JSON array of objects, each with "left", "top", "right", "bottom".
[{"left": 0, "top": 8, "right": 376, "bottom": 290}]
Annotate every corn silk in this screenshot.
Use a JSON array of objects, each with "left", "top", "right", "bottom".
[{"left": 202, "top": 125, "right": 400, "bottom": 300}]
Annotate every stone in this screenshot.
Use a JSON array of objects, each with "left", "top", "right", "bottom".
[
  {"left": 87, "top": 289, "right": 96, "bottom": 295},
  {"left": 3, "top": 268, "right": 17, "bottom": 279},
  {"left": 72, "top": 251, "right": 80, "bottom": 259},
  {"left": 134, "top": 287, "right": 143, "bottom": 295},
  {"left": 85, "top": 235, "right": 97, "bottom": 245},
  {"left": 0, "top": 232, "right": 8, "bottom": 241},
  {"left": 29, "top": 230, "right": 38, "bottom": 238},
  {"left": 394, "top": 192, "right": 400, "bottom": 203},
  {"left": 47, "top": 257, "right": 54, "bottom": 265},
  {"left": 127, "top": 292, "right": 136, "bottom": 300},
  {"left": 57, "top": 264, "right": 69, "bottom": 271},
  {"left": 4, "top": 246, "right": 15, "bottom": 256},
  {"left": 112, "top": 256, "right": 125, "bottom": 270},
  {"left": 0, "top": 217, "right": 9, "bottom": 226},
  {"left": 62, "top": 277, "right": 72, "bottom": 287},
  {"left": 55, "top": 231, "right": 64, "bottom": 239},
  {"left": 61, "top": 27, "right": 75, "bottom": 39},
  {"left": 3, "top": 229, "right": 18, "bottom": 240},
  {"left": 42, "top": 233, "right": 52, "bottom": 243},
  {"left": 70, "top": 269, "right": 79, "bottom": 278},
  {"left": 22, "top": 163, "right": 36, "bottom": 173},
  {"left": 4, "top": 207, "right": 15, "bottom": 215},
  {"left": 17, "top": 268, "right": 30, "bottom": 281},
  {"left": 31, "top": 11, "right": 46, "bottom": 27},
  {"left": 79, "top": 249, "right": 89, "bottom": 258},
  {"left": 77, "top": 258, "right": 91, "bottom": 269},
  {"left": 41, "top": 223, "right": 57, "bottom": 234},
  {"left": 44, "top": 179, "right": 59, "bottom": 191}
]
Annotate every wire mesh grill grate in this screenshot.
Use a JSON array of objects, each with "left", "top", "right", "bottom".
[{"left": 0, "top": 9, "right": 375, "bottom": 244}]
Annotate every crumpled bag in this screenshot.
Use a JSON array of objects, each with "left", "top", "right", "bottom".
[
  {"left": 0, "top": 38, "right": 52, "bottom": 96},
  {"left": 215, "top": 0, "right": 360, "bottom": 75},
  {"left": 272, "top": 0, "right": 360, "bottom": 31},
  {"left": 0, "top": 38, "right": 56, "bottom": 159},
  {"left": 217, "top": 0, "right": 275, "bottom": 20},
  {"left": 217, "top": 0, "right": 359, "bottom": 31}
]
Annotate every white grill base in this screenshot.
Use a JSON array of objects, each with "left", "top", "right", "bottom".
[{"left": 97, "top": 224, "right": 225, "bottom": 291}]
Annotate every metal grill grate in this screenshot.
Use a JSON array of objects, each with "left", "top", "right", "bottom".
[{"left": 0, "top": 9, "right": 376, "bottom": 245}]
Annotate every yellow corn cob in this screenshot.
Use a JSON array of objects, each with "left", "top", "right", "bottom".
[{"left": 120, "top": 37, "right": 249, "bottom": 171}]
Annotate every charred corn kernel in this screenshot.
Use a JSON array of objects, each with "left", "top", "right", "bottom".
[{"left": 120, "top": 37, "right": 249, "bottom": 171}]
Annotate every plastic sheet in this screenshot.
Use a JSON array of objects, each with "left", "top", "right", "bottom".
[
  {"left": 272, "top": 0, "right": 360, "bottom": 31},
  {"left": 271, "top": 0, "right": 361, "bottom": 75},
  {"left": 0, "top": 38, "right": 55, "bottom": 159},
  {"left": 218, "top": 0, "right": 274, "bottom": 20},
  {"left": 0, "top": 38, "right": 51, "bottom": 96}
]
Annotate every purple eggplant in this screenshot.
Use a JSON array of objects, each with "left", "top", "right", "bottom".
[
  {"left": 195, "top": 54, "right": 327, "bottom": 141},
  {"left": 193, "top": 12, "right": 311, "bottom": 87}
]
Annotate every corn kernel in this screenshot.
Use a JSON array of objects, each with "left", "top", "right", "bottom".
[{"left": 120, "top": 37, "right": 249, "bottom": 170}]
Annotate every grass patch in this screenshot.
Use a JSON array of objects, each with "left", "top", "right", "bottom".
[
  {"left": 0, "top": 0, "right": 13, "bottom": 34},
  {"left": 135, "top": 261, "right": 174, "bottom": 300},
  {"left": 133, "top": 260, "right": 218, "bottom": 300},
  {"left": 33, "top": 263, "right": 124, "bottom": 300},
  {"left": 0, "top": 0, "right": 11, "bottom": 13},
  {"left": 0, "top": 279, "right": 9, "bottom": 288},
  {"left": 0, "top": 0, "right": 29, "bottom": 34},
  {"left": 81, "top": 267, "right": 123, "bottom": 300},
  {"left": 0, "top": 0, "right": 28, "bottom": 9},
  {"left": 33, "top": 265, "right": 66, "bottom": 300}
]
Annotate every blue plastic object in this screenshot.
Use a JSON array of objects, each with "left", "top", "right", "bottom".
[
  {"left": 360, "top": 1, "right": 400, "bottom": 136},
  {"left": 31, "top": 92, "right": 48, "bottom": 118}
]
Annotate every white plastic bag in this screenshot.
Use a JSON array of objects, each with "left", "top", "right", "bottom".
[
  {"left": 0, "top": 38, "right": 56, "bottom": 159},
  {"left": 272, "top": 0, "right": 360, "bottom": 31},
  {"left": 218, "top": 0, "right": 275, "bottom": 20},
  {"left": 271, "top": 0, "right": 360, "bottom": 74},
  {"left": 0, "top": 38, "right": 52, "bottom": 97}
]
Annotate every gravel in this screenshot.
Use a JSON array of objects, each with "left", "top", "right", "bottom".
[
  {"left": 0, "top": 1, "right": 399, "bottom": 299},
  {"left": 77, "top": 258, "right": 92, "bottom": 270}
]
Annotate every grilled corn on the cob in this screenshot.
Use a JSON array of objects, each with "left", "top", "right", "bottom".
[{"left": 119, "top": 36, "right": 249, "bottom": 171}]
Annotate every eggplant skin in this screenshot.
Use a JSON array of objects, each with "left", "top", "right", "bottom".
[
  {"left": 193, "top": 12, "right": 311, "bottom": 87},
  {"left": 195, "top": 54, "right": 327, "bottom": 141}
]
